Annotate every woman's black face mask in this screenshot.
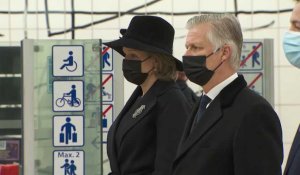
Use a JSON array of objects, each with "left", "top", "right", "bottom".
[
  {"left": 182, "top": 48, "right": 222, "bottom": 86},
  {"left": 122, "top": 57, "right": 152, "bottom": 85}
]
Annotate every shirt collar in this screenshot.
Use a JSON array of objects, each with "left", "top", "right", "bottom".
[{"left": 204, "top": 73, "right": 238, "bottom": 101}]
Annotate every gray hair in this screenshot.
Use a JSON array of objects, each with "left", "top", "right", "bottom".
[{"left": 186, "top": 14, "right": 243, "bottom": 71}]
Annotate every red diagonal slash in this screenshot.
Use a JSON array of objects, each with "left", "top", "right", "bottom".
[
  {"left": 102, "top": 74, "right": 113, "bottom": 86},
  {"left": 86, "top": 46, "right": 110, "bottom": 70},
  {"left": 86, "top": 74, "right": 112, "bottom": 100},
  {"left": 102, "top": 104, "right": 113, "bottom": 117},
  {"left": 102, "top": 47, "right": 110, "bottom": 55},
  {"left": 247, "top": 72, "right": 263, "bottom": 88},
  {"left": 92, "top": 74, "right": 112, "bottom": 95},
  {"left": 240, "top": 43, "right": 262, "bottom": 67}
]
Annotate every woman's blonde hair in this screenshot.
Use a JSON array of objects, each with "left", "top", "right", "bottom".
[{"left": 150, "top": 53, "right": 177, "bottom": 81}]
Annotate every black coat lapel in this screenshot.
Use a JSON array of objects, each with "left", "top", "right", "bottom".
[
  {"left": 176, "top": 74, "right": 247, "bottom": 160},
  {"left": 117, "top": 89, "right": 157, "bottom": 145},
  {"left": 177, "top": 97, "right": 222, "bottom": 156},
  {"left": 113, "top": 80, "right": 178, "bottom": 147},
  {"left": 285, "top": 125, "right": 300, "bottom": 173}
]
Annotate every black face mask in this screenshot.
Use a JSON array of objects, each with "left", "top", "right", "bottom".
[
  {"left": 122, "top": 58, "right": 151, "bottom": 85},
  {"left": 183, "top": 50, "right": 222, "bottom": 86}
]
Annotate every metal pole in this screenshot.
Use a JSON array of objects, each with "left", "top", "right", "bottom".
[
  {"left": 234, "top": 0, "right": 238, "bottom": 17},
  {"left": 24, "top": 0, "right": 28, "bottom": 39},
  {"left": 71, "top": 0, "right": 75, "bottom": 39}
]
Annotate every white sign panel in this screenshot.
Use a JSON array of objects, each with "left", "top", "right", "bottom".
[
  {"left": 53, "top": 80, "right": 84, "bottom": 112},
  {"left": 240, "top": 42, "right": 263, "bottom": 70},
  {"left": 53, "top": 116, "right": 84, "bottom": 147},
  {"left": 243, "top": 72, "right": 264, "bottom": 96},
  {"left": 53, "top": 150, "right": 85, "bottom": 175},
  {"left": 102, "top": 46, "right": 113, "bottom": 71},
  {"left": 102, "top": 104, "right": 113, "bottom": 143},
  {"left": 53, "top": 45, "right": 84, "bottom": 77},
  {"left": 102, "top": 73, "right": 113, "bottom": 102}
]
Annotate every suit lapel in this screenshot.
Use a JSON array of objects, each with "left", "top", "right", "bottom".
[
  {"left": 177, "top": 98, "right": 222, "bottom": 157},
  {"left": 117, "top": 92, "right": 157, "bottom": 145},
  {"left": 110, "top": 86, "right": 142, "bottom": 132},
  {"left": 285, "top": 124, "right": 300, "bottom": 172},
  {"left": 175, "top": 75, "right": 247, "bottom": 161},
  {"left": 116, "top": 80, "right": 177, "bottom": 146}
]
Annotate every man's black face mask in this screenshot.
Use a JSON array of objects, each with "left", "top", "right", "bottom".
[{"left": 182, "top": 49, "right": 222, "bottom": 86}]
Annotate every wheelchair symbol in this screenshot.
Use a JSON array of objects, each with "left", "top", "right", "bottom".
[
  {"left": 66, "top": 61, "right": 77, "bottom": 72},
  {"left": 60, "top": 51, "right": 78, "bottom": 72}
]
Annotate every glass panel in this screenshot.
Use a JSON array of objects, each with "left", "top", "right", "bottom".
[{"left": 26, "top": 39, "right": 101, "bottom": 175}]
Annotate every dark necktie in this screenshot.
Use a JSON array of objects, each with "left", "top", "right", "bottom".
[
  {"left": 195, "top": 95, "right": 211, "bottom": 123},
  {"left": 191, "top": 95, "right": 211, "bottom": 133}
]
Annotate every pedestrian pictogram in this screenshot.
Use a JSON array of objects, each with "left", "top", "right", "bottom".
[
  {"left": 102, "top": 46, "right": 113, "bottom": 71},
  {"left": 54, "top": 150, "right": 84, "bottom": 175},
  {"left": 55, "top": 84, "right": 81, "bottom": 107},
  {"left": 53, "top": 116, "right": 84, "bottom": 147},
  {"left": 53, "top": 45, "right": 84, "bottom": 77},
  {"left": 240, "top": 42, "right": 263, "bottom": 70},
  {"left": 251, "top": 45, "right": 261, "bottom": 68},
  {"left": 60, "top": 117, "right": 77, "bottom": 144},
  {"left": 53, "top": 81, "right": 84, "bottom": 112},
  {"left": 60, "top": 159, "right": 77, "bottom": 175},
  {"left": 102, "top": 47, "right": 110, "bottom": 68}
]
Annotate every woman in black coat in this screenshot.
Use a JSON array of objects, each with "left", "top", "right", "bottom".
[{"left": 104, "top": 16, "right": 190, "bottom": 175}]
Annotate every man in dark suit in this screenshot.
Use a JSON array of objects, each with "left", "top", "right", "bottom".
[
  {"left": 171, "top": 14, "right": 283, "bottom": 175},
  {"left": 283, "top": 1, "right": 300, "bottom": 174}
]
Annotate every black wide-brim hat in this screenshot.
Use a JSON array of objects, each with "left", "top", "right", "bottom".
[{"left": 104, "top": 15, "right": 183, "bottom": 71}]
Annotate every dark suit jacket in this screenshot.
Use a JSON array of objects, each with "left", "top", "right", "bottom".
[
  {"left": 284, "top": 124, "right": 300, "bottom": 175},
  {"left": 107, "top": 80, "right": 190, "bottom": 175},
  {"left": 172, "top": 75, "right": 283, "bottom": 175}
]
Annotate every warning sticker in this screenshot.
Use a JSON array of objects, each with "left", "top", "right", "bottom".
[
  {"left": 242, "top": 72, "right": 264, "bottom": 96},
  {"left": 53, "top": 150, "right": 85, "bottom": 175},
  {"left": 53, "top": 115, "right": 84, "bottom": 147},
  {"left": 102, "top": 74, "right": 113, "bottom": 102},
  {"left": 52, "top": 45, "right": 84, "bottom": 77},
  {"left": 240, "top": 42, "right": 263, "bottom": 70}
]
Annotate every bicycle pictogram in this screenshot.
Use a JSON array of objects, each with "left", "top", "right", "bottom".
[{"left": 56, "top": 93, "right": 81, "bottom": 107}]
